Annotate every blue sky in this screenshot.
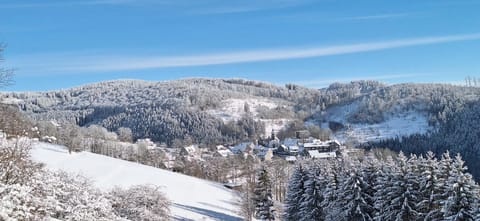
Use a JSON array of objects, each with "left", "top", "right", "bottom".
[{"left": 1, "top": 0, "right": 479, "bottom": 91}]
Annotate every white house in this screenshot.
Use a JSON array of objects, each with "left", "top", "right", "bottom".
[
  {"left": 180, "top": 144, "right": 199, "bottom": 156},
  {"left": 214, "top": 145, "right": 233, "bottom": 157},
  {"left": 307, "top": 150, "right": 337, "bottom": 159},
  {"left": 285, "top": 156, "right": 297, "bottom": 163}
]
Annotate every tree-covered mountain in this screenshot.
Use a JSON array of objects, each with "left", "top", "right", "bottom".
[
  {"left": 362, "top": 101, "right": 480, "bottom": 179},
  {"left": 1, "top": 78, "right": 480, "bottom": 148}
]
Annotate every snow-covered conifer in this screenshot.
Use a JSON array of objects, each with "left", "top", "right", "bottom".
[
  {"left": 254, "top": 166, "right": 276, "bottom": 220},
  {"left": 284, "top": 164, "right": 307, "bottom": 221},
  {"left": 336, "top": 160, "right": 374, "bottom": 221},
  {"left": 323, "top": 159, "right": 344, "bottom": 221},
  {"left": 441, "top": 154, "right": 479, "bottom": 220},
  {"left": 298, "top": 164, "right": 326, "bottom": 221}
]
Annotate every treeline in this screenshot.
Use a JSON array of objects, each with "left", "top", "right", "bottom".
[
  {"left": 342, "top": 83, "right": 480, "bottom": 125},
  {"left": 4, "top": 78, "right": 480, "bottom": 145},
  {"left": 361, "top": 101, "right": 480, "bottom": 179},
  {"left": 97, "top": 105, "right": 265, "bottom": 146},
  {"left": 284, "top": 151, "right": 480, "bottom": 221},
  {"left": 0, "top": 103, "right": 270, "bottom": 185},
  {"left": 1, "top": 79, "right": 384, "bottom": 144}
]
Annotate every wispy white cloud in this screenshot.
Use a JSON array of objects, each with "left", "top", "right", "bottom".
[
  {"left": 338, "top": 13, "right": 409, "bottom": 21},
  {"left": 10, "top": 33, "right": 480, "bottom": 75},
  {"left": 0, "top": 0, "right": 309, "bottom": 13},
  {"left": 191, "top": 0, "right": 312, "bottom": 15},
  {"left": 0, "top": 0, "right": 134, "bottom": 9}
]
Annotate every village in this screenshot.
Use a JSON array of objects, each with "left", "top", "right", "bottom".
[{"left": 134, "top": 129, "right": 358, "bottom": 171}]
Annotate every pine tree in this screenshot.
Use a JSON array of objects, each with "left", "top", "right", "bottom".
[
  {"left": 417, "top": 152, "right": 442, "bottom": 220},
  {"left": 374, "top": 156, "right": 397, "bottom": 221},
  {"left": 254, "top": 166, "right": 276, "bottom": 221},
  {"left": 361, "top": 153, "right": 380, "bottom": 210},
  {"left": 337, "top": 163, "right": 375, "bottom": 221},
  {"left": 426, "top": 151, "right": 454, "bottom": 220},
  {"left": 374, "top": 153, "right": 420, "bottom": 221},
  {"left": 284, "top": 164, "right": 307, "bottom": 221},
  {"left": 396, "top": 154, "right": 421, "bottom": 221},
  {"left": 298, "top": 164, "right": 326, "bottom": 221},
  {"left": 441, "top": 154, "right": 479, "bottom": 221},
  {"left": 323, "top": 159, "right": 343, "bottom": 220}
]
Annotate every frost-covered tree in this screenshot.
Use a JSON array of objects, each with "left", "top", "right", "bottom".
[
  {"left": 418, "top": 152, "right": 443, "bottom": 220},
  {"left": 0, "top": 137, "right": 40, "bottom": 185},
  {"left": 0, "top": 104, "right": 32, "bottom": 138},
  {"left": 0, "top": 139, "right": 121, "bottom": 220},
  {"left": 266, "top": 158, "right": 291, "bottom": 202},
  {"left": 284, "top": 150, "right": 480, "bottom": 221},
  {"left": 322, "top": 160, "right": 343, "bottom": 221},
  {"left": 239, "top": 178, "right": 256, "bottom": 221},
  {"left": 336, "top": 164, "right": 375, "bottom": 221},
  {"left": 108, "top": 184, "right": 171, "bottom": 221},
  {"left": 298, "top": 165, "right": 326, "bottom": 221},
  {"left": 32, "top": 170, "right": 119, "bottom": 220},
  {"left": 0, "top": 183, "right": 46, "bottom": 220},
  {"left": 375, "top": 153, "right": 420, "bottom": 221},
  {"left": 284, "top": 164, "right": 307, "bottom": 221},
  {"left": 422, "top": 151, "right": 455, "bottom": 220},
  {"left": 395, "top": 154, "right": 422, "bottom": 221},
  {"left": 254, "top": 167, "right": 275, "bottom": 220},
  {"left": 373, "top": 156, "right": 397, "bottom": 221},
  {"left": 441, "top": 154, "right": 479, "bottom": 220},
  {"left": 361, "top": 154, "right": 380, "bottom": 207},
  {"left": 117, "top": 127, "right": 133, "bottom": 142}
]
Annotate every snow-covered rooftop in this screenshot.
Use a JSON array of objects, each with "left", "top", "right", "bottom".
[
  {"left": 285, "top": 156, "right": 297, "bottom": 162},
  {"left": 307, "top": 150, "right": 337, "bottom": 159}
]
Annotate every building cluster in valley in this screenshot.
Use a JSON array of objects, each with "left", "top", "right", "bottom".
[{"left": 141, "top": 129, "right": 356, "bottom": 171}]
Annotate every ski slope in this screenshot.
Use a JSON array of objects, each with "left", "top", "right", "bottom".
[{"left": 31, "top": 142, "right": 242, "bottom": 221}]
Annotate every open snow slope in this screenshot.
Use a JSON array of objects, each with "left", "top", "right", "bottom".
[
  {"left": 332, "top": 111, "right": 431, "bottom": 143},
  {"left": 321, "top": 102, "right": 431, "bottom": 143},
  {"left": 207, "top": 97, "right": 294, "bottom": 136},
  {"left": 31, "top": 142, "right": 242, "bottom": 221}
]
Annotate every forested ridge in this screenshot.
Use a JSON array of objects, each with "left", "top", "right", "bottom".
[
  {"left": 362, "top": 101, "right": 480, "bottom": 180},
  {"left": 2, "top": 78, "right": 480, "bottom": 147}
]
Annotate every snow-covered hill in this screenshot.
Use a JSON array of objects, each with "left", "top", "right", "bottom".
[
  {"left": 207, "top": 97, "right": 294, "bottom": 136},
  {"left": 31, "top": 142, "right": 242, "bottom": 221},
  {"left": 332, "top": 111, "right": 431, "bottom": 143},
  {"left": 4, "top": 79, "right": 478, "bottom": 145},
  {"left": 320, "top": 102, "right": 432, "bottom": 143}
]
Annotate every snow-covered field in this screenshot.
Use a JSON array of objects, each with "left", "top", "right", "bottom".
[
  {"left": 208, "top": 98, "right": 293, "bottom": 136},
  {"left": 207, "top": 98, "right": 278, "bottom": 122},
  {"left": 31, "top": 143, "right": 242, "bottom": 221},
  {"left": 333, "top": 111, "right": 431, "bottom": 143},
  {"left": 322, "top": 103, "right": 431, "bottom": 143}
]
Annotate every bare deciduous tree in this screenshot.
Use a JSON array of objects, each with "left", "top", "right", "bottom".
[
  {"left": 0, "top": 137, "right": 41, "bottom": 185},
  {"left": 117, "top": 127, "right": 133, "bottom": 142},
  {"left": 0, "top": 104, "right": 32, "bottom": 137}
]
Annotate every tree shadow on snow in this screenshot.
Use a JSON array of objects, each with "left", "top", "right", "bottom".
[
  {"left": 198, "top": 201, "right": 236, "bottom": 214},
  {"left": 173, "top": 203, "right": 242, "bottom": 221}
]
